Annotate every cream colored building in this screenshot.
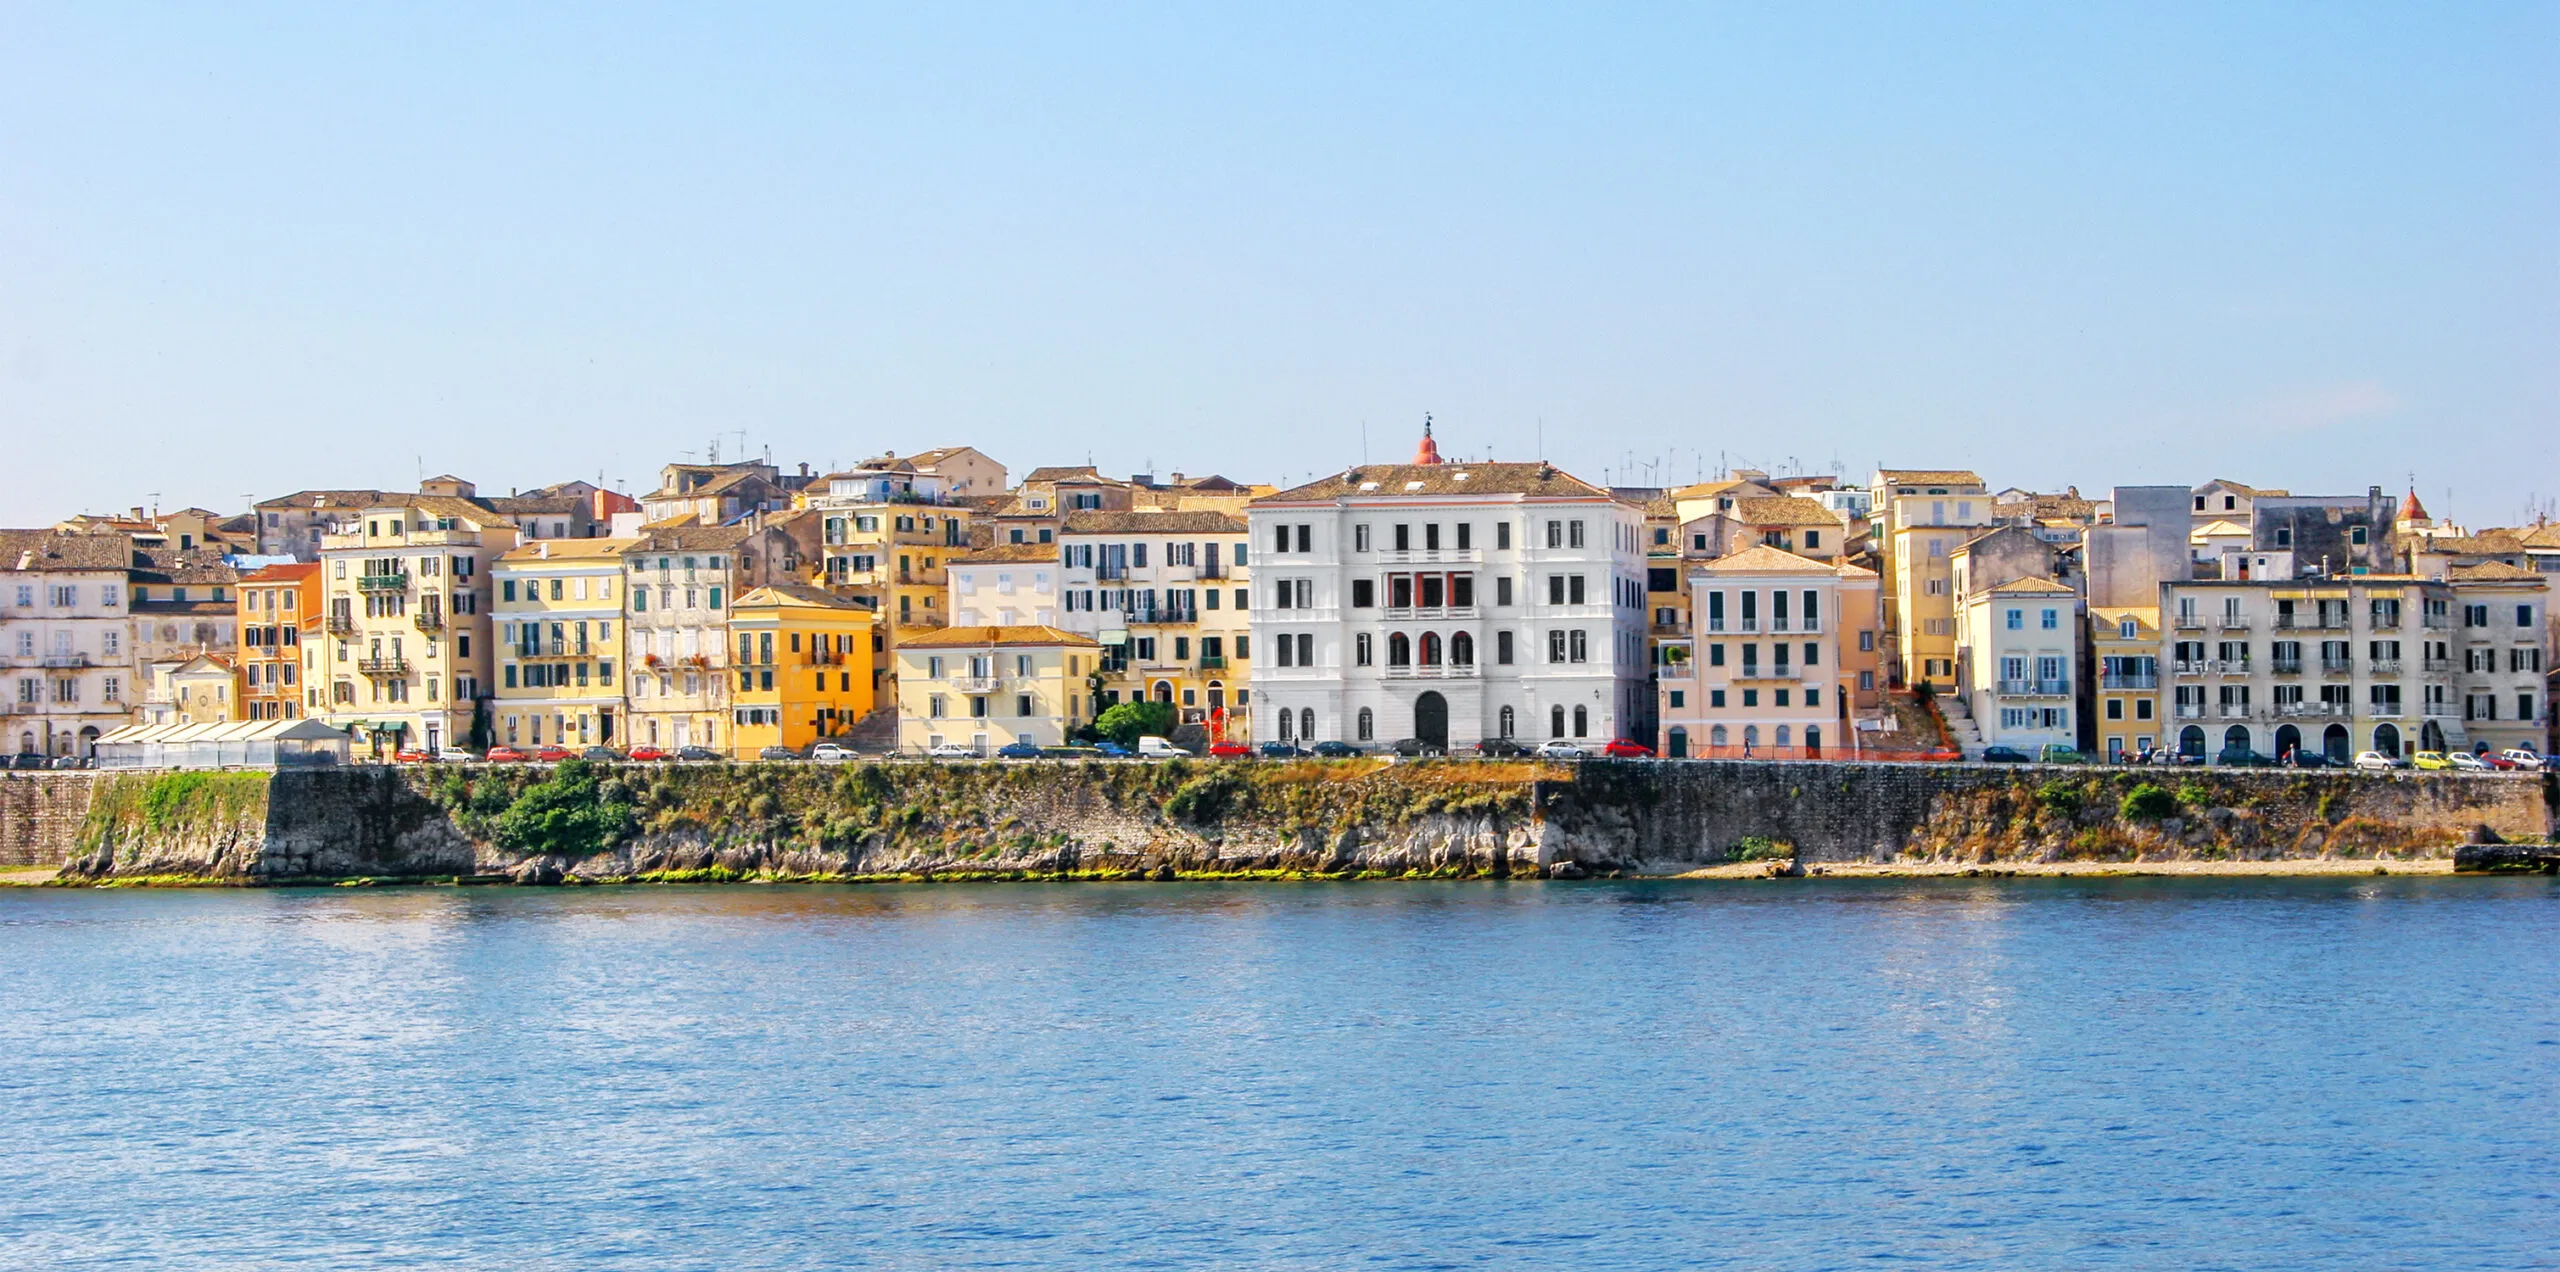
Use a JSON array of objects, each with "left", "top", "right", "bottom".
[
  {"left": 620, "top": 516, "right": 823, "bottom": 753},
  {"left": 1956, "top": 577, "right": 2082, "bottom": 755},
  {"left": 1055, "top": 510, "right": 1253, "bottom": 732},
  {"left": 1, "top": 529, "right": 138, "bottom": 758},
  {"left": 493, "top": 537, "right": 635, "bottom": 750},
  {"left": 1654, "top": 546, "right": 1880, "bottom": 759},
  {"left": 1885, "top": 491, "right": 1992, "bottom": 691},
  {"left": 2446, "top": 563, "right": 2548, "bottom": 755},
  {"left": 806, "top": 462, "right": 974, "bottom": 646},
  {"left": 948, "top": 543, "right": 1059, "bottom": 627},
  {"left": 895, "top": 625, "right": 1101, "bottom": 754},
  {"left": 315, "top": 496, "right": 514, "bottom": 758}
]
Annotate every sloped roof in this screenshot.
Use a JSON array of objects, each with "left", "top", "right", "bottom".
[
  {"left": 1729, "top": 496, "right": 1840, "bottom": 527},
  {"left": 1988, "top": 576, "right": 2076, "bottom": 595},
  {"left": 951, "top": 543, "right": 1060, "bottom": 565},
  {"left": 1261, "top": 462, "right": 1611, "bottom": 503},
  {"left": 899, "top": 624, "right": 1098, "bottom": 649},
  {"left": 632, "top": 524, "right": 750, "bottom": 551},
  {"left": 241, "top": 561, "right": 321, "bottom": 584},
  {"left": 497, "top": 538, "right": 636, "bottom": 564},
  {"left": 129, "top": 545, "right": 238, "bottom": 585},
  {"left": 1024, "top": 465, "right": 1107, "bottom": 484},
  {"left": 1061, "top": 510, "right": 1246, "bottom": 535},
  {"left": 2447, "top": 562, "right": 2545, "bottom": 583},
  {"left": 1877, "top": 469, "right": 1984, "bottom": 486},
  {"left": 2191, "top": 519, "right": 2251, "bottom": 539},
  {"left": 255, "top": 489, "right": 390, "bottom": 511},
  {"left": 0, "top": 529, "right": 132, "bottom": 572},
  {"left": 1694, "top": 545, "right": 1835, "bottom": 574},
  {"left": 734, "top": 583, "right": 875, "bottom": 611}
]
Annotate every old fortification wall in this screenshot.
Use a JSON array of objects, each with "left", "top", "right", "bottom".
[{"left": 4, "top": 759, "right": 2550, "bottom": 883}]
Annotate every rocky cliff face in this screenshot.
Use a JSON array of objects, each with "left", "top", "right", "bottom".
[{"left": 21, "top": 759, "right": 2555, "bottom": 884}]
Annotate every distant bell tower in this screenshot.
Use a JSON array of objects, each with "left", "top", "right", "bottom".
[{"left": 1412, "top": 413, "right": 1444, "bottom": 465}]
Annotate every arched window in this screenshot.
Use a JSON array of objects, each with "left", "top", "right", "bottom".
[
  {"left": 1775, "top": 725, "right": 1791, "bottom": 748},
  {"left": 1387, "top": 633, "right": 1411, "bottom": 666},
  {"left": 1450, "top": 632, "right": 1474, "bottom": 665},
  {"left": 1154, "top": 681, "right": 1174, "bottom": 704},
  {"left": 1550, "top": 705, "right": 1566, "bottom": 738},
  {"left": 1278, "top": 710, "right": 1295, "bottom": 741},
  {"left": 1299, "top": 708, "right": 1315, "bottom": 740},
  {"left": 1498, "top": 705, "right": 1515, "bottom": 738},
  {"left": 1357, "top": 707, "right": 1374, "bottom": 741},
  {"left": 1572, "top": 705, "right": 1588, "bottom": 737},
  {"left": 1667, "top": 726, "right": 1688, "bottom": 758},
  {"left": 1804, "top": 725, "right": 1821, "bottom": 755},
  {"left": 2222, "top": 724, "right": 2249, "bottom": 756},
  {"left": 1710, "top": 724, "right": 1728, "bottom": 748},
  {"left": 2178, "top": 725, "right": 2205, "bottom": 757},
  {"left": 2373, "top": 722, "right": 2400, "bottom": 756},
  {"left": 1419, "top": 632, "right": 1443, "bottom": 665},
  {"left": 1207, "top": 681, "right": 1224, "bottom": 709},
  {"left": 1743, "top": 724, "right": 1761, "bottom": 751}
]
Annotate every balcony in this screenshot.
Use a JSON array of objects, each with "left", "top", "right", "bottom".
[
  {"left": 2101, "top": 672, "right": 2158, "bottom": 690},
  {"left": 1376, "top": 548, "right": 1483, "bottom": 565},
  {"left": 1657, "top": 660, "right": 1694, "bottom": 679},
  {"left": 2422, "top": 657, "right": 2451, "bottom": 672},
  {"left": 357, "top": 657, "right": 410, "bottom": 676},
  {"left": 517, "top": 642, "right": 593, "bottom": 660},
  {"left": 1996, "top": 679, "right": 2071, "bottom": 697},
  {"left": 356, "top": 573, "right": 410, "bottom": 593},
  {"left": 951, "top": 675, "right": 1005, "bottom": 694},
  {"left": 2369, "top": 660, "right": 2403, "bottom": 676},
  {"left": 2208, "top": 659, "right": 2251, "bottom": 676},
  {"left": 38, "top": 653, "right": 91, "bottom": 669},
  {"left": 2424, "top": 704, "right": 2459, "bottom": 718},
  {"left": 2173, "top": 703, "right": 2208, "bottom": 718},
  {"left": 2369, "top": 706, "right": 2403, "bottom": 718},
  {"left": 2217, "top": 616, "right": 2252, "bottom": 630},
  {"left": 1382, "top": 663, "right": 1481, "bottom": 679},
  {"left": 1199, "top": 655, "right": 1227, "bottom": 670},
  {"left": 413, "top": 610, "right": 445, "bottom": 633},
  {"left": 2270, "top": 659, "right": 2302, "bottom": 675},
  {"left": 2320, "top": 658, "right": 2353, "bottom": 675},
  {"left": 2217, "top": 703, "right": 2253, "bottom": 718},
  {"left": 1731, "top": 666, "right": 1801, "bottom": 683},
  {"left": 326, "top": 615, "right": 357, "bottom": 635},
  {"left": 2276, "top": 702, "right": 2350, "bottom": 717},
  {"left": 2173, "top": 661, "right": 2207, "bottom": 676},
  {"left": 2173, "top": 613, "right": 2205, "bottom": 630},
  {"left": 1382, "top": 606, "right": 1481, "bottom": 623}
]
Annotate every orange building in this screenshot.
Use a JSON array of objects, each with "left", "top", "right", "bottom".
[{"left": 238, "top": 562, "right": 322, "bottom": 720}]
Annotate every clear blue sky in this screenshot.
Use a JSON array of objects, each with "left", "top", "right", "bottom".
[{"left": 4, "top": 3, "right": 2554, "bottom": 525}]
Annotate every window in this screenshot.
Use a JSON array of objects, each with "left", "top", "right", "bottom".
[
  {"left": 1456, "top": 523, "right": 1472, "bottom": 550},
  {"left": 2005, "top": 608, "right": 2022, "bottom": 630},
  {"left": 2041, "top": 608, "right": 2058, "bottom": 630},
  {"left": 1351, "top": 579, "right": 1374, "bottom": 608},
  {"left": 1548, "top": 630, "right": 1566, "bottom": 663},
  {"left": 1496, "top": 631, "right": 1514, "bottom": 664},
  {"left": 1357, "top": 707, "right": 1374, "bottom": 741},
  {"left": 1496, "top": 577, "right": 1513, "bottom": 607},
  {"left": 1355, "top": 633, "right": 1373, "bottom": 666},
  {"left": 1568, "top": 630, "right": 1588, "bottom": 663},
  {"left": 1568, "top": 521, "right": 1585, "bottom": 549}
]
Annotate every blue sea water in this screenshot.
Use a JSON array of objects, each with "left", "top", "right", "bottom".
[{"left": 0, "top": 878, "right": 2554, "bottom": 1270}]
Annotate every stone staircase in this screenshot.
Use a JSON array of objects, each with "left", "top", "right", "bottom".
[
  {"left": 839, "top": 706, "right": 901, "bottom": 754},
  {"left": 1938, "top": 695, "right": 1986, "bottom": 758}
]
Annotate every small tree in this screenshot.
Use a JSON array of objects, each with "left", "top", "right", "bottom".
[
  {"left": 2119, "top": 783, "right": 2177, "bottom": 821},
  {"left": 1094, "top": 700, "right": 1177, "bottom": 745},
  {"left": 493, "top": 759, "right": 634, "bottom": 857}
]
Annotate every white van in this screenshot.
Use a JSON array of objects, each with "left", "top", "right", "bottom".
[{"left": 1136, "top": 736, "right": 1187, "bottom": 759}]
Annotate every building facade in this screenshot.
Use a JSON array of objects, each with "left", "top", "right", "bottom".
[
  {"left": 894, "top": 625, "right": 1100, "bottom": 754},
  {"left": 1054, "top": 511, "right": 1253, "bottom": 734},
  {"left": 314, "top": 496, "right": 511, "bottom": 758},
  {"left": 1956, "top": 577, "right": 2083, "bottom": 756},
  {"left": 728, "top": 585, "right": 877, "bottom": 756},
  {"left": 238, "top": 562, "right": 321, "bottom": 721},
  {"left": 620, "top": 519, "right": 819, "bottom": 754},
  {"left": 1654, "top": 546, "right": 1880, "bottom": 760},
  {"left": 2088, "top": 606, "right": 2163, "bottom": 762},
  {"left": 1, "top": 530, "right": 137, "bottom": 757},
  {"left": 493, "top": 537, "right": 635, "bottom": 750}
]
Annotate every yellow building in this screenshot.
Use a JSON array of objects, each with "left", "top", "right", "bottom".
[
  {"left": 492, "top": 537, "right": 637, "bottom": 750},
  {"left": 166, "top": 654, "right": 239, "bottom": 725},
  {"left": 895, "top": 626, "right": 1101, "bottom": 754},
  {"left": 2090, "top": 606, "right": 2164, "bottom": 762},
  {"left": 727, "top": 585, "right": 877, "bottom": 756},
  {"left": 316, "top": 495, "right": 516, "bottom": 758}
]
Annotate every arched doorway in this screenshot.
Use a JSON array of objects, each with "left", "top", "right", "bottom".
[
  {"left": 2178, "top": 725, "right": 2206, "bottom": 758},
  {"left": 2419, "top": 719, "right": 2445, "bottom": 753},
  {"left": 1153, "top": 681, "right": 1174, "bottom": 704},
  {"left": 1206, "top": 682, "right": 1224, "bottom": 709},
  {"left": 77, "top": 726, "right": 100, "bottom": 758},
  {"left": 1667, "top": 727, "right": 1688, "bottom": 758},
  {"left": 2222, "top": 725, "right": 2250, "bottom": 758},
  {"left": 2322, "top": 723, "right": 2350, "bottom": 763},
  {"left": 2273, "top": 724, "right": 2301, "bottom": 760},
  {"left": 1357, "top": 708, "right": 1374, "bottom": 742},
  {"left": 1414, "top": 692, "right": 1448, "bottom": 753},
  {"left": 1805, "top": 725, "right": 1821, "bottom": 756},
  {"left": 2373, "top": 723, "right": 2401, "bottom": 756}
]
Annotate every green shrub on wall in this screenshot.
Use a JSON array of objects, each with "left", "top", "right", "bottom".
[
  {"left": 2119, "top": 784, "right": 2177, "bottom": 822},
  {"left": 489, "top": 760, "right": 635, "bottom": 857}
]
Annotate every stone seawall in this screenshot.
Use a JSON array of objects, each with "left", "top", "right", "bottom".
[{"left": 7, "top": 759, "right": 2552, "bottom": 883}]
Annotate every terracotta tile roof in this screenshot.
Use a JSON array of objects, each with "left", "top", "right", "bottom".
[
  {"left": 0, "top": 529, "right": 133, "bottom": 572},
  {"left": 2417, "top": 535, "right": 2525, "bottom": 556},
  {"left": 734, "top": 583, "right": 875, "bottom": 610},
  {"left": 631, "top": 524, "right": 751, "bottom": 551},
  {"left": 496, "top": 538, "right": 637, "bottom": 564},
  {"left": 1023, "top": 465, "right": 1107, "bottom": 484},
  {"left": 1693, "top": 545, "right": 1835, "bottom": 574},
  {"left": 898, "top": 624, "right": 1099, "bottom": 649},
  {"left": 129, "top": 546, "right": 238, "bottom": 585},
  {"left": 255, "top": 489, "right": 391, "bottom": 511},
  {"left": 2448, "top": 562, "right": 2544, "bottom": 582},
  {"left": 1061, "top": 510, "right": 1247, "bottom": 535},
  {"left": 1260, "top": 462, "right": 1611, "bottom": 503},
  {"left": 1988, "top": 576, "right": 2075, "bottom": 595},
  {"left": 951, "top": 543, "right": 1060, "bottom": 565},
  {"left": 1729, "top": 496, "right": 1841, "bottom": 527},
  {"left": 1876, "top": 469, "right": 1984, "bottom": 486}
]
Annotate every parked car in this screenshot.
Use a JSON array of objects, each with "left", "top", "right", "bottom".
[
  {"left": 2499, "top": 748, "right": 2545, "bottom": 772},
  {"left": 674, "top": 745, "right": 723, "bottom": 762},
  {"left": 2038, "top": 744, "right": 2086, "bottom": 764},
  {"left": 49, "top": 754, "right": 89, "bottom": 769},
  {"left": 625, "top": 746, "right": 672, "bottom": 762},
  {"left": 1532, "top": 740, "right": 1585, "bottom": 759},
  {"left": 2410, "top": 751, "right": 2452, "bottom": 771},
  {"left": 1600, "top": 739, "right": 1656, "bottom": 758},
  {"left": 926, "top": 742, "right": 978, "bottom": 759},
  {"left": 9, "top": 753, "right": 48, "bottom": 770},
  {"left": 2446, "top": 752, "right": 2492, "bottom": 772},
  {"left": 810, "top": 742, "right": 858, "bottom": 763},
  {"left": 1311, "top": 740, "right": 1363, "bottom": 758},
  {"left": 2215, "top": 747, "right": 2274, "bottom": 768},
  {"left": 582, "top": 746, "right": 622, "bottom": 762},
  {"left": 483, "top": 745, "right": 530, "bottom": 763},
  {"left": 2282, "top": 750, "right": 2332, "bottom": 769},
  {"left": 1258, "top": 741, "right": 1311, "bottom": 758},
  {"left": 1207, "top": 741, "right": 1253, "bottom": 758},
  {"left": 1470, "top": 738, "right": 1532, "bottom": 758},
  {"left": 758, "top": 745, "right": 801, "bottom": 761},
  {"left": 532, "top": 745, "right": 575, "bottom": 763},
  {"left": 2352, "top": 750, "right": 2404, "bottom": 772},
  {"left": 1390, "top": 737, "right": 1446, "bottom": 757},
  {"left": 1136, "top": 736, "right": 1188, "bottom": 759},
  {"left": 1092, "top": 740, "right": 1136, "bottom": 759},
  {"left": 435, "top": 747, "right": 478, "bottom": 763},
  {"left": 393, "top": 747, "right": 433, "bottom": 764},
  {"left": 995, "top": 741, "right": 1044, "bottom": 760},
  {"left": 1979, "top": 746, "right": 2032, "bottom": 763}
]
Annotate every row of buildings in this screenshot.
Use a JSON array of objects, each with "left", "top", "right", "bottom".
[{"left": 7, "top": 428, "right": 2555, "bottom": 763}]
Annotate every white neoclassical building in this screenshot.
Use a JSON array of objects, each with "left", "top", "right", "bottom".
[{"left": 1246, "top": 430, "right": 1648, "bottom": 751}]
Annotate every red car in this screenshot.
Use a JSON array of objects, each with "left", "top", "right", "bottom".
[
  {"left": 1600, "top": 739, "right": 1656, "bottom": 758},
  {"left": 393, "top": 748, "right": 432, "bottom": 764},
  {"left": 1207, "top": 741, "right": 1252, "bottom": 758},
  {"left": 532, "top": 745, "right": 575, "bottom": 763},
  {"left": 2481, "top": 752, "right": 2521, "bottom": 771},
  {"left": 625, "top": 746, "right": 672, "bottom": 762},
  {"left": 483, "top": 745, "right": 530, "bottom": 762}
]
